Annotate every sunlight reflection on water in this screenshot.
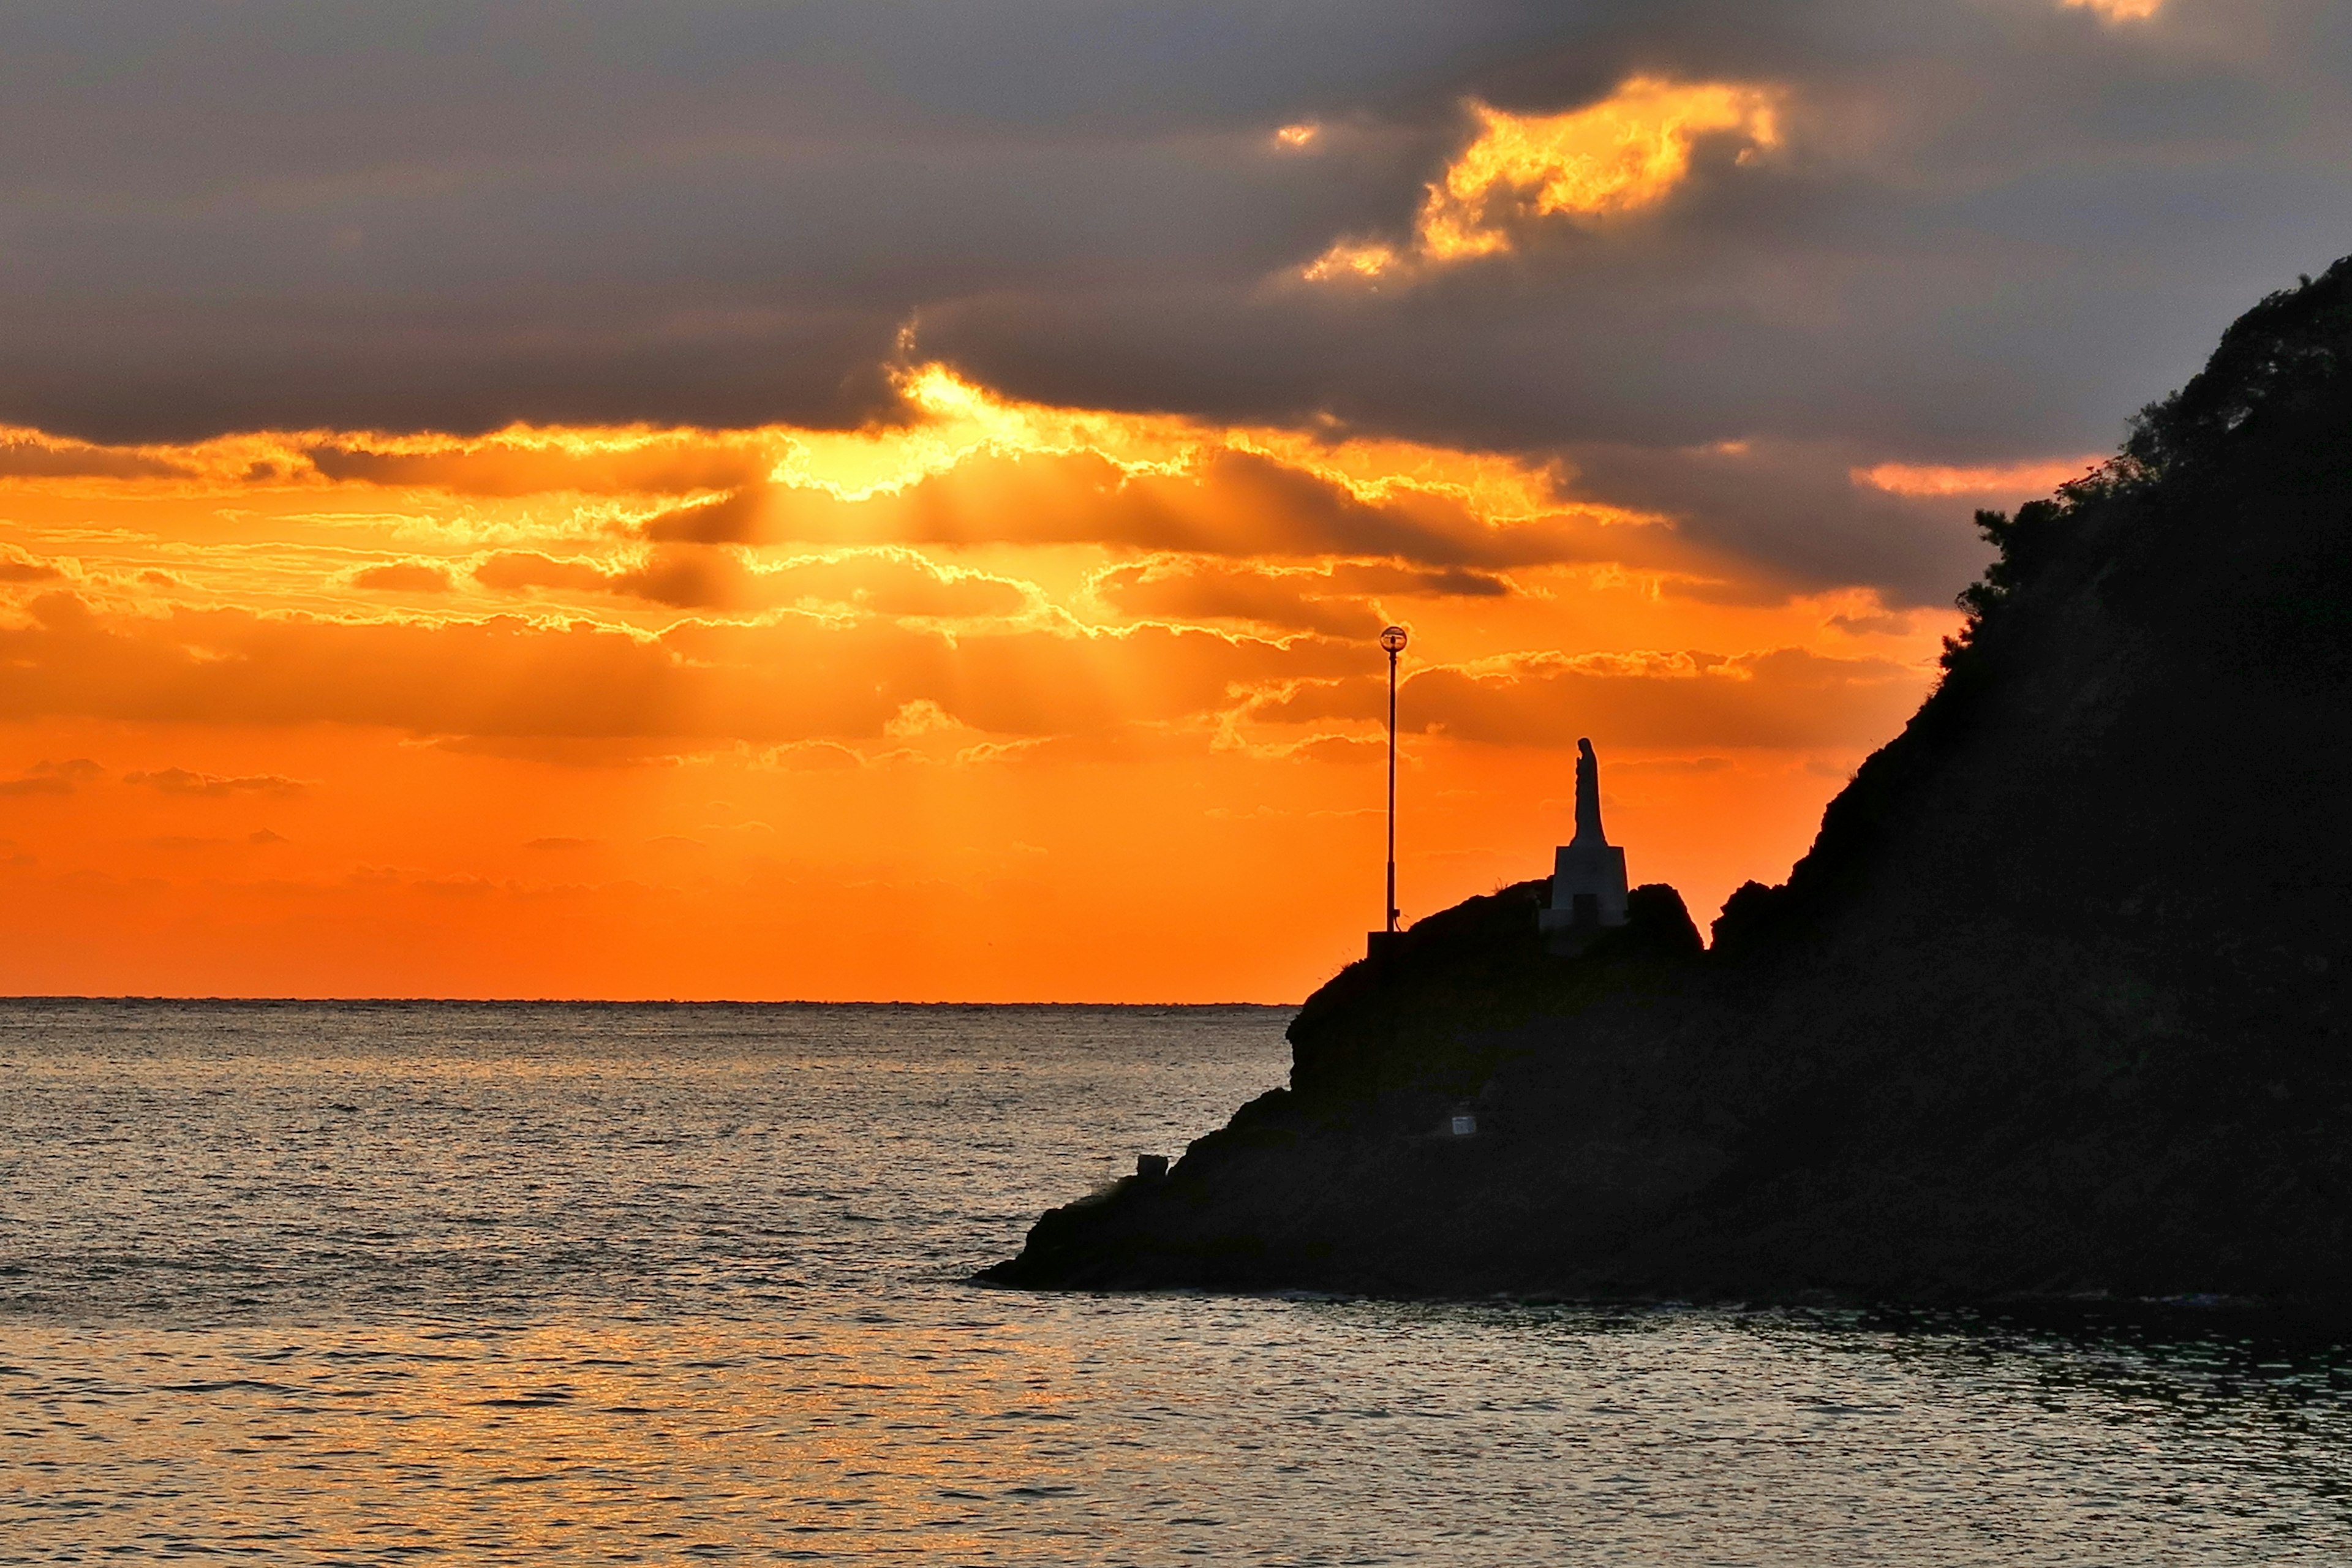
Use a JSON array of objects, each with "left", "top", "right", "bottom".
[{"left": 6, "top": 1000, "right": 2352, "bottom": 1564}]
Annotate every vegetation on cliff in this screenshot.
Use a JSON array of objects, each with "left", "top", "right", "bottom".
[{"left": 987, "top": 261, "right": 2352, "bottom": 1305}]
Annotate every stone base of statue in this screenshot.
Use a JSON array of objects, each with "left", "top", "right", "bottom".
[{"left": 1539, "top": 842, "right": 1629, "bottom": 955}]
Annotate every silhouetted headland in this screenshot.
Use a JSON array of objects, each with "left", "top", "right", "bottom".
[{"left": 983, "top": 261, "right": 2352, "bottom": 1310}]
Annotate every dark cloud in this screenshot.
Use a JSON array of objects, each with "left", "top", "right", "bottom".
[
  {"left": 0, "top": 1, "right": 2345, "bottom": 606},
  {"left": 312, "top": 437, "right": 769, "bottom": 497},
  {"left": 1321, "top": 562, "right": 1512, "bottom": 598},
  {"left": 1559, "top": 439, "right": 1991, "bottom": 606},
  {"left": 0, "top": 436, "right": 189, "bottom": 480},
  {"left": 0, "top": 757, "right": 104, "bottom": 797}
]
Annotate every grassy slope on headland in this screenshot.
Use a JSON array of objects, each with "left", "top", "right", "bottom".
[{"left": 985, "top": 261, "right": 2352, "bottom": 1306}]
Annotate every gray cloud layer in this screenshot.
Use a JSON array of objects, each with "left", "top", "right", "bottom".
[{"left": 3, "top": 0, "right": 2346, "bottom": 601}]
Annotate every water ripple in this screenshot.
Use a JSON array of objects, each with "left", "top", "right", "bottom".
[{"left": 4, "top": 1000, "right": 2352, "bottom": 1562}]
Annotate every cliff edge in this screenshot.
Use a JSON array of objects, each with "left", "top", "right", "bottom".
[{"left": 985, "top": 261, "right": 2352, "bottom": 1306}]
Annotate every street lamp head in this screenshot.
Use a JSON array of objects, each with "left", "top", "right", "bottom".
[{"left": 1379, "top": 625, "right": 1408, "bottom": 654}]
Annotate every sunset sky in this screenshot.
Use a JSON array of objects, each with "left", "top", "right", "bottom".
[{"left": 2, "top": 0, "right": 2345, "bottom": 1000}]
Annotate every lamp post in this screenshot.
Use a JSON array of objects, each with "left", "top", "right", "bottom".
[{"left": 1379, "top": 625, "right": 1408, "bottom": 934}]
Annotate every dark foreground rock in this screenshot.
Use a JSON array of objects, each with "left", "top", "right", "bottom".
[{"left": 984, "top": 261, "right": 2352, "bottom": 1308}]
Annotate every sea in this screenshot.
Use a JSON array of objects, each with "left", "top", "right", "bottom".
[{"left": 7, "top": 1000, "right": 2352, "bottom": 1565}]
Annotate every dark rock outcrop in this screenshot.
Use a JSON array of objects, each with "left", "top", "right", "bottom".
[{"left": 984, "top": 260, "right": 2352, "bottom": 1306}]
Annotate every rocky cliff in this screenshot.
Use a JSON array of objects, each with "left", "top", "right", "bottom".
[{"left": 984, "top": 261, "right": 2352, "bottom": 1307}]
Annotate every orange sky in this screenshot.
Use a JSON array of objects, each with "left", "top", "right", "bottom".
[
  {"left": 0, "top": 364, "right": 2018, "bottom": 1000},
  {"left": 1, "top": 22, "right": 2274, "bottom": 1001}
]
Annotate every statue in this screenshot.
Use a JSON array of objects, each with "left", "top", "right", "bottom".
[
  {"left": 1572, "top": 736, "right": 1605, "bottom": 847},
  {"left": 1539, "top": 736, "right": 1629, "bottom": 952}
]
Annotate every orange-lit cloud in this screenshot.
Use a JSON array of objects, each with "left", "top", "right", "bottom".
[
  {"left": 1, "top": 552, "right": 65, "bottom": 584},
  {"left": 1298, "top": 239, "right": 1403, "bottom": 284},
  {"left": 125, "top": 767, "right": 308, "bottom": 797},
  {"left": 0, "top": 758, "right": 103, "bottom": 797},
  {"left": 1095, "top": 558, "right": 1509, "bottom": 638},
  {"left": 0, "top": 366, "right": 1969, "bottom": 1000},
  {"left": 1248, "top": 646, "right": 1918, "bottom": 750},
  {"left": 0, "top": 0, "right": 2332, "bottom": 1006},
  {"left": 1855, "top": 456, "right": 2103, "bottom": 497},
  {"left": 306, "top": 429, "right": 777, "bottom": 497},
  {"left": 1305, "top": 77, "right": 1781, "bottom": 283},
  {"left": 349, "top": 562, "right": 457, "bottom": 594}
]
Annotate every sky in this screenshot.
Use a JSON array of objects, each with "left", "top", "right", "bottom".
[{"left": 1, "top": 0, "right": 2345, "bottom": 1000}]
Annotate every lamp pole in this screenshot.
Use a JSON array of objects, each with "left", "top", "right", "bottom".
[{"left": 1379, "top": 625, "right": 1408, "bottom": 933}]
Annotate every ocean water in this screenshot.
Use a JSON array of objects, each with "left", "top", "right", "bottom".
[{"left": 7, "top": 1001, "right": 2352, "bottom": 1564}]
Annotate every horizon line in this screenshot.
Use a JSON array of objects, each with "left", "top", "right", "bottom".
[{"left": 0, "top": 993, "right": 1300, "bottom": 1009}]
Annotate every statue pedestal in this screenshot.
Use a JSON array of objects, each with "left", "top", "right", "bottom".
[{"left": 1542, "top": 840, "right": 1628, "bottom": 949}]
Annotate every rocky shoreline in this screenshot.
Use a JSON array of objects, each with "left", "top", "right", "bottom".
[{"left": 984, "top": 261, "right": 2352, "bottom": 1309}]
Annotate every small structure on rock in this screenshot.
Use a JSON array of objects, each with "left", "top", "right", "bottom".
[{"left": 1539, "top": 737, "right": 1629, "bottom": 954}]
